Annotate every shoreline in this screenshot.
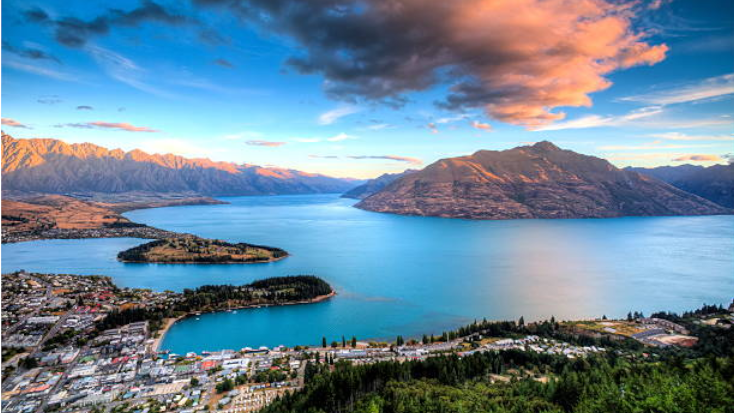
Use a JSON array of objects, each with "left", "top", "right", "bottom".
[
  {"left": 1, "top": 196, "right": 224, "bottom": 245},
  {"left": 153, "top": 290, "right": 337, "bottom": 352},
  {"left": 118, "top": 253, "right": 289, "bottom": 265}
]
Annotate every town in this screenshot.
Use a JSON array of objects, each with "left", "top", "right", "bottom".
[{"left": 2, "top": 271, "right": 733, "bottom": 413}]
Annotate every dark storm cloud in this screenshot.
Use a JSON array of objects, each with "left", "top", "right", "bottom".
[
  {"left": 24, "top": 1, "right": 196, "bottom": 48},
  {"left": 2, "top": 41, "right": 61, "bottom": 63},
  {"left": 191, "top": 0, "right": 668, "bottom": 128}
]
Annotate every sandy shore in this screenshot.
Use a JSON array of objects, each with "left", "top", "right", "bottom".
[
  {"left": 151, "top": 316, "right": 184, "bottom": 352},
  {"left": 153, "top": 290, "right": 337, "bottom": 352}
]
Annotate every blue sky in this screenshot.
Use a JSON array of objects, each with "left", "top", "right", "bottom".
[{"left": 2, "top": 0, "right": 733, "bottom": 178}]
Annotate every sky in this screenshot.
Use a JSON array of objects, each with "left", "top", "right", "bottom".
[{"left": 1, "top": 0, "right": 733, "bottom": 179}]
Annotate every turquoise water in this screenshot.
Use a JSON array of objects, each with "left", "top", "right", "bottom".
[{"left": 2, "top": 194, "right": 733, "bottom": 353}]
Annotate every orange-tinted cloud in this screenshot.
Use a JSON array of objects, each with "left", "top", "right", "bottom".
[
  {"left": 87, "top": 122, "right": 158, "bottom": 132},
  {"left": 1, "top": 118, "right": 30, "bottom": 128},
  {"left": 673, "top": 154, "right": 723, "bottom": 162},
  {"left": 471, "top": 120, "right": 492, "bottom": 132},
  {"left": 213, "top": 0, "right": 667, "bottom": 128},
  {"left": 246, "top": 140, "right": 287, "bottom": 147}
]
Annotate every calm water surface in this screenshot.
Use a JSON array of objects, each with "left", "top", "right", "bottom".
[{"left": 3, "top": 194, "right": 733, "bottom": 353}]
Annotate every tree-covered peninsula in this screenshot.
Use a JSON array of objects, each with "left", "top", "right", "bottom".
[
  {"left": 117, "top": 237, "right": 288, "bottom": 263},
  {"left": 97, "top": 275, "right": 333, "bottom": 332}
]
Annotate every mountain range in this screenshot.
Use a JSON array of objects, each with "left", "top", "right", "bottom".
[
  {"left": 1, "top": 134, "right": 358, "bottom": 196},
  {"left": 341, "top": 169, "right": 417, "bottom": 199},
  {"left": 626, "top": 164, "right": 734, "bottom": 208},
  {"left": 355, "top": 141, "right": 730, "bottom": 219}
]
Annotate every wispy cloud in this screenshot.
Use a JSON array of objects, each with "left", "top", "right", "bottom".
[
  {"left": 224, "top": 131, "right": 263, "bottom": 140},
  {"left": 56, "top": 121, "right": 158, "bottom": 132},
  {"left": 2, "top": 41, "right": 61, "bottom": 63},
  {"left": 673, "top": 154, "right": 723, "bottom": 162},
  {"left": 648, "top": 132, "right": 734, "bottom": 141},
  {"left": 318, "top": 106, "right": 360, "bottom": 125},
  {"left": 245, "top": 140, "right": 286, "bottom": 147},
  {"left": 294, "top": 133, "right": 357, "bottom": 143},
  {"left": 2, "top": 118, "right": 31, "bottom": 129},
  {"left": 347, "top": 155, "right": 422, "bottom": 165},
  {"left": 535, "top": 106, "right": 664, "bottom": 131},
  {"left": 87, "top": 45, "right": 174, "bottom": 98},
  {"left": 598, "top": 140, "right": 718, "bottom": 151},
  {"left": 326, "top": 133, "right": 356, "bottom": 142},
  {"left": 76, "top": 105, "right": 94, "bottom": 110},
  {"left": 38, "top": 95, "right": 63, "bottom": 105},
  {"left": 213, "top": 58, "right": 234, "bottom": 68},
  {"left": 307, "top": 154, "right": 422, "bottom": 165},
  {"left": 366, "top": 123, "right": 393, "bottom": 130},
  {"left": 3, "top": 59, "right": 77, "bottom": 81},
  {"left": 621, "top": 73, "right": 734, "bottom": 105}
]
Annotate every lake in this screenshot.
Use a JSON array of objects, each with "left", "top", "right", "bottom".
[{"left": 2, "top": 194, "right": 733, "bottom": 354}]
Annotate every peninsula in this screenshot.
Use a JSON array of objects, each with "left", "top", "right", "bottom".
[{"left": 117, "top": 237, "right": 288, "bottom": 264}]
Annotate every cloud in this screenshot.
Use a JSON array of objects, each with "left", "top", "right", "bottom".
[
  {"left": 2, "top": 41, "right": 61, "bottom": 63},
  {"left": 347, "top": 155, "right": 422, "bottom": 165},
  {"left": 2, "top": 59, "right": 77, "bottom": 81},
  {"left": 213, "top": 58, "right": 234, "bottom": 68},
  {"left": 87, "top": 45, "right": 174, "bottom": 97},
  {"left": 25, "top": 1, "right": 193, "bottom": 48},
  {"left": 535, "top": 106, "right": 664, "bottom": 131},
  {"left": 195, "top": 0, "right": 667, "bottom": 128},
  {"left": 245, "top": 140, "right": 286, "bottom": 147},
  {"left": 366, "top": 123, "right": 393, "bottom": 130},
  {"left": 436, "top": 114, "right": 469, "bottom": 124},
  {"left": 318, "top": 105, "right": 361, "bottom": 125},
  {"left": 598, "top": 140, "right": 718, "bottom": 151},
  {"left": 326, "top": 133, "right": 356, "bottom": 142},
  {"left": 672, "top": 154, "right": 724, "bottom": 162},
  {"left": 471, "top": 120, "right": 492, "bottom": 132},
  {"left": 223, "top": 131, "right": 263, "bottom": 140},
  {"left": 307, "top": 154, "right": 422, "bottom": 164},
  {"left": 649, "top": 132, "right": 734, "bottom": 141},
  {"left": 622, "top": 73, "right": 734, "bottom": 105},
  {"left": 2, "top": 118, "right": 31, "bottom": 129},
  {"left": 76, "top": 105, "right": 94, "bottom": 110},
  {"left": 293, "top": 133, "right": 357, "bottom": 143},
  {"left": 427, "top": 123, "right": 438, "bottom": 134},
  {"left": 37, "top": 96, "right": 63, "bottom": 105},
  {"left": 56, "top": 121, "right": 158, "bottom": 132}
]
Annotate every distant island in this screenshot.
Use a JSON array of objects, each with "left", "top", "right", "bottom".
[
  {"left": 117, "top": 237, "right": 288, "bottom": 264},
  {"left": 356, "top": 141, "right": 731, "bottom": 220}
]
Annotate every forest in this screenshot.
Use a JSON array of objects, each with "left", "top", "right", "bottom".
[{"left": 261, "top": 305, "right": 734, "bottom": 413}]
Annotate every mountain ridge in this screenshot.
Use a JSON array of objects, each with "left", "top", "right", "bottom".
[
  {"left": 626, "top": 164, "right": 734, "bottom": 208},
  {"left": 2, "top": 134, "right": 358, "bottom": 196},
  {"left": 356, "top": 141, "right": 731, "bottom": 219}
]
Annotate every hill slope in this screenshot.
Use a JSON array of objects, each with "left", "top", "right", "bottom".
[
  {"left": 342, "top": 169, "right": 417, "bottom": 199},
  {"left": 2, "top": 134, "right": 356, "bottom": 196},
  {"left": 356, "top": 141, "right": 730, "bottom": 219},
  {"left": 627, "top": 164, "right": 734, "bottom": 208}
]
